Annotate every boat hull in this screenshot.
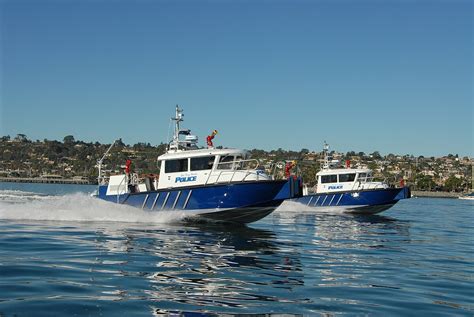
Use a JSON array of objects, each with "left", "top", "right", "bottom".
[
  {"left": 459, "top": 194, "right": 474, "bottom": 200},
  {"left": 289, "top": 186, "right": 411, "bottom": 215},
  {"left": 95, "top": 178, "right": 302, "bottom": 224}
]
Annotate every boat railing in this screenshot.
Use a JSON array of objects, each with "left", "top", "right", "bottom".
[
  {"left": 269, "top": 161, "right": 291, "bottom": 180},
  {"left": 382, "top": 175, "right": 404, "bottom": 188},
  {"left": 351, "top": 175, "right": 396, "bottom": 191},
  {"left": 205, "top": 159, "right": 265, "bottom": 185}
]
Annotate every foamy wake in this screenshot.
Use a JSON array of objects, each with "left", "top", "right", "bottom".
[
  {"left": 276, "top": 200, "right": 347, "bottom": 214},
  {"left": 0, "top": 190, "right": 52, "bottom": 203},
  {"left": 275, "top": 200, "right": 310, "bottom": 213},
  {"left": 0, "top": 190, "right": 193, "bottom": 223}
]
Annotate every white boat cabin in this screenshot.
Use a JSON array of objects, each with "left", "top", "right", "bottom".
[
  {"left": 156, "top": 148, "right": 270, "bottom": 189},
  {"left": 315, "top": 168, "right": 387, "bottom": 194}
]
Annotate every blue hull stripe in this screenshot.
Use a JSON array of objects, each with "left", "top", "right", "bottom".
[
  {"left": 164, "top": 191, "right": 179, "bottom": 210},
  {"left": 183, "top": 190, "right": 192, "bottom": 209},
  {"left": 314, "top": 196, "right": 320, "bottom": 206},
  {"left": 153, "top": 193, "right": 166, "bottom": 210},
  {"left": 151, "top": 193, "right": 160, "bottom": 210},
  {"left": 328, "top": 194, "right": 335, "bottom": 206},
  {"left": 321, "top": 195, "right": 327, "bottom": 206},
  {"left": 141, "top": 194, "right": 149, "bottom": 209},
  {"left": 172, "top": 191, "right": 181, "bottom": 209},
  {"left": 161, "top": 192, "right": 171, "bottom": 210},
  {"left": 145, "top": 193, "right": 158, "bottom": 210},
  {"left": 176, "top": 190, "right": 190, "bottom": 209}
]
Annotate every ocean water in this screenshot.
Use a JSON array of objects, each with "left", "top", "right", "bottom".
[{"left": 0, "top": 182, "right": 472, "bottom": 316}]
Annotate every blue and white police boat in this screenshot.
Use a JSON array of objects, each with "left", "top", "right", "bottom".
[
  {"left": 289, "top": 143, "right": 411, "bottom": 214},
  {"left": 94, "top": 106, "right": 302, "bottom": 224}
]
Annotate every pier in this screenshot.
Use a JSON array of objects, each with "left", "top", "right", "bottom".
[
  {"left": 411, "top": 190, "right": 462, "bottom": 199},
  {"left": 0, "top": 177, "right": 94, "bottom": 185}
]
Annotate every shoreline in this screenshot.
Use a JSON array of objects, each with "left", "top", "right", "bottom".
[
  {"left": 0, "top": 177, "right": 94, "bottom": 185},
  {"left": 411, "top": 190, "right": 463, "bottom": 199}
]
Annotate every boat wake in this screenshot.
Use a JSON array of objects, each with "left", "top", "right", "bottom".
[
  {"left": 275, "top": 200, "right": 311, "bottom": 213},
  {"left": 0, "top": 189, "right": 52, "bottom": 203},
  {"left": 276, "top": 200, "right": 348, "bottom": 214},
  {"left": 0, "top": 190, "right": 192, "bottom": 224}
]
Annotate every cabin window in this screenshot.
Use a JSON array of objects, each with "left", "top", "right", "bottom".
[
  {"left": 165, "top": 159, "right": 188, "bottom": 173},
  {"left": 190, "top": 156, "right": 215, "bottom": 171},
  {"left": 321, "top": 175, "right": 338, "bottom": 183},
  {"left": 339, "top": 173, "right": 356, "bottom": 182},
  {"left": 217, "top": 155, "right": 234, "bottom": 170},
  {"left": 358, "top": 173, "right": 367, "bottom": 181}
]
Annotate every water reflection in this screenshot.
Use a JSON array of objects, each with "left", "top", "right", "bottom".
[
  {"left": 4, "top": 213, "right": 410, "bottom": 314},
  {"left": 74, "top": 222, "right": 306, "bottom": 311},
  {"left": 2, "top": 188, "right": 472, "bottom": 315},
  {"left": 270, "top": 210, "right": 413, "bottom": 297},
  {"left": 273, "top": 211, "right": 410, "bottom": 246}
]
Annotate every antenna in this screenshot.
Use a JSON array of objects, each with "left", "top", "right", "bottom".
[
  {"left": 166, "top": 105, "right": 198, "bottom": 152},
  {"left": 322, "top": 141, "right": 330, "bottom": 170},
  {"left": 169, "top": 105, "right": 184, "bottom": 152}
]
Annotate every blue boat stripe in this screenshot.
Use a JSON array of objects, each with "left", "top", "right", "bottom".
[
  {"left": 321, "top": 195, "right": 327, "bottom": 206},
  {"left": 183, "top": 190, "right": 192, "bottom": 209},
  {"left": 307, "top": 196, "right": 313, "bottom": 206},
  {"left": 336, "top": 194, "right": 343, "bottom": 206},
  {"left": 161, "top": 192, "right": 170, "bottom": 210},
  {"left": 151, "top": 193, "right": 160, "bottom": 210},
  {"left": 172, "top": 191, "right": 181, "bottom": 210},
  {"left": 314, "top": 196, "right": 321, "bottom": 206},
  {"left": 328, "top": 194, "right": 335, "bottom": 206},
  {"left": 141, "top": 194, "right": 149, "bottom": 209}
]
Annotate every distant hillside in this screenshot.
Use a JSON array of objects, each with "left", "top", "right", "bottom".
[{"left": 0, "top": 134, "right": 472, "bottom": 192}]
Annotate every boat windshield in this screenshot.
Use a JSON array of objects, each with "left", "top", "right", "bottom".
[
  {"left": 165, "top": 158, "right": 188, "bottom": 173},
  {"left": 216, "top": 155, "right": 244, "bottom": 170},
  {"left": 339, "top": 173, "right": 356, "bottom": 182},
  {"left": 190, "top": 156, "right": 215, "bottom": 171},
  {"left": 321, "top": 175, "right": 338, "bottom": 183}
]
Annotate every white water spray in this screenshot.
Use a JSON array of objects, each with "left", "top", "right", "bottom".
[{"left": 0, "top": 190, "right": 191, "bottom": 223}]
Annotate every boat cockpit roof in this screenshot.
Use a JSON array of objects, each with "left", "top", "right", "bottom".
[{"left": 158, "top": 148, "right": 247, "bottom": 161}]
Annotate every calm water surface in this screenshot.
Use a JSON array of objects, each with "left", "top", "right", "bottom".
[{"left": 0, "top": 182, "right": 472, "bottom": 316}]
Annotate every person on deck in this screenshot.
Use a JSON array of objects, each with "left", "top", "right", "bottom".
[
  {"left": 125, "top": 159, "right": 132, "bottom": 180},
  {"left": 206, "top": 130, "right": 218, "bottom": 148},
  {"left": 285, "top": 161, "right": 296, "bottom": 178}
]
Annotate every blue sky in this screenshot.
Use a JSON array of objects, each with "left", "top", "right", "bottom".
[{"left": 1, "top": 0, "right": 472, "bottom": 157}]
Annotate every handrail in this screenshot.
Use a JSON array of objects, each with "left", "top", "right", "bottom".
[
  {"left": 204, "top": 158, "right": 265, "bottom": 185},
  {"left": 215, "top": 158, "right": 260, "bottom": 170},
  {"left": 269, "top": 161, "right": 286, "bottom": 180}
]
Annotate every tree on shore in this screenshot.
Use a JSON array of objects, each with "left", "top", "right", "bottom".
[
  {"left": 444, "top": 175, "right": 463, "bottom": 192},
  {"left": 416, "top": 175, "right": 436, "bottom": 191},
  {"left": 63, "top": 135, "right": 75, "bottom": 144}
]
